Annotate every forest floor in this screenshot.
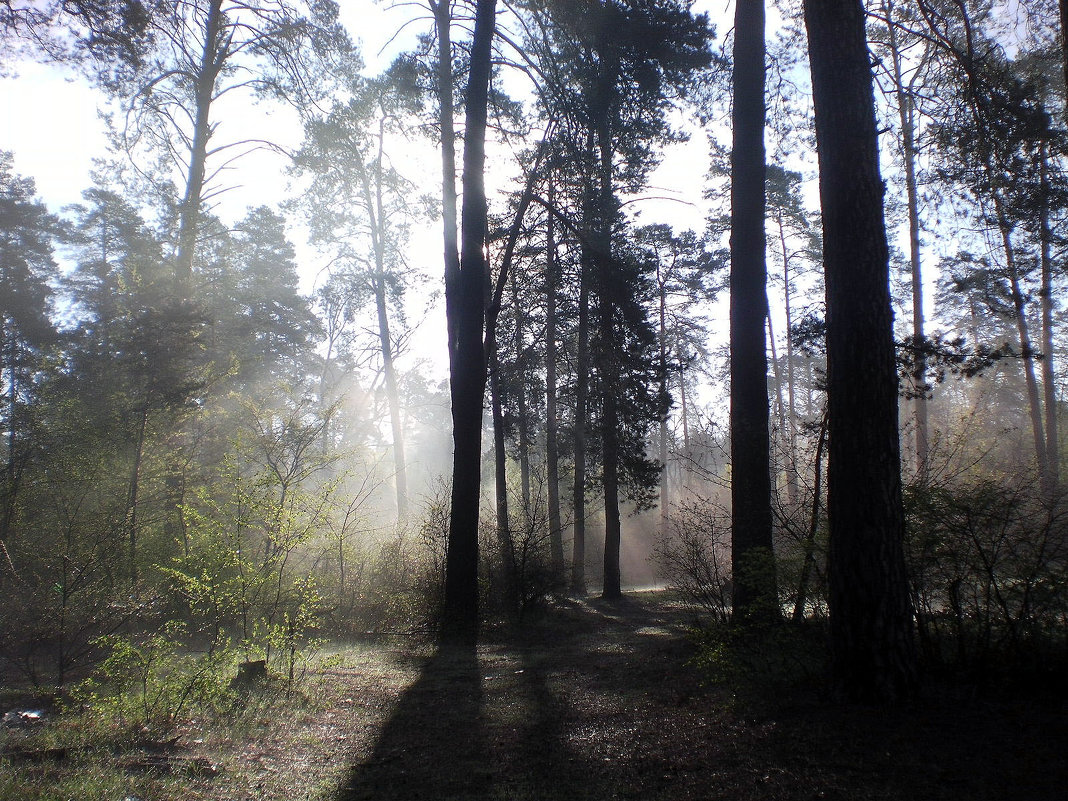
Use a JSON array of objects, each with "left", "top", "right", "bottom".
[{"left": 3, "top": 590, "right": 1068, "bottom": 800}]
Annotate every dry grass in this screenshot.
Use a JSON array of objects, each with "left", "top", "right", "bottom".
[{"left": 3, "top": 592, "right": 1066, "bottom": 800}]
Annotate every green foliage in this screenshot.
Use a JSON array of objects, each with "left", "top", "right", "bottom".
[
  {"left": 653, "top": 498, "right": 733, "bottom": 623},
  {"left": 72, "top": 622, "right": 232, "bottom": 732},
  {"left": 905, "top": 475, "right": 1068, "bottom": 686},
  {"left": 689, "top": 621, "right": 826, "bottom": 707}
]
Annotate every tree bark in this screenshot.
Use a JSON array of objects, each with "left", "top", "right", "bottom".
[
  {"left": 545, "top": 189, "right": 565, "bottom": 576},
  {"left": 175, "top": 0, "right": 223, "bottom": 294},
  {"left": 792, "top": 412, "right": 827, "bottom": 622},
  {"left": 571, "top": 253, "right": 590, "bottom": 597},
  {"left": 432, "top": 0, "right": 461, "bottom": 344},
  {"left": 775, "top": 209, "right": 800, "bottom": 506},
  {"left": 358, "top": 122, "right": 409, "bottom": 523},
  {"left": 441, "top": 0, "right": 497, "bottom": 645},
  {"left": 804, "top": 0, "right": 917, "bottom": 702},
  {"left": 729, "top": 0, "right": 777, "bottom": 623},
  {"left": 595, "top": 89, "right": 622, "bottom": 601},
  {"left": 1060, "top": 0, "right": 1068, "bottom": 107},
  {"left": 489, "top": 337, "right": 518, "bottom": 618},
  {"left": 658, "top": 261, "right": 670, "bottom": 535},
  {"left": 884, "top": 0, "right": 930, "bottom": 479},
  {"left": 509, "top": 268, "right": 532, "bottom": 511},
  {"left": 1038, "top": 141, "right": 1059, "bottom": 493},
  {"left": 994, "top": 200, "right": 1048, "bottom": 484}
]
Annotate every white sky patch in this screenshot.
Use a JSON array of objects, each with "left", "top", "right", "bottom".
[{"left": 0, "top": 60, "right": 107, "bottom": 208}]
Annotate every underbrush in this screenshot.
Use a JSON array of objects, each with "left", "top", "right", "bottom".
[
  {"left": 689, "top": 620, "right": 828, "bottom": 711},
  {"left": 0, "top": 643, "right": 354, "bottom": 801}
]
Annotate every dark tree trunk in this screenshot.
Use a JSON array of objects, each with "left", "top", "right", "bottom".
[
  {"left": 175, "top": 0, "right": 223, "bottom": 294},
  {"left": 441, "top": 0, "right": 497, "bottom": 645},
  {"left": 774, "top": 212, "right": 800, "bottom": 508},
  {"left": 657, "top": 263, "right": 670, "bottom": 535},
  {"left": 804, "top": 0, "right": 917, "bottom": 702},
  {"left": 509, "top": 269, "right": 532, "bottom": 511},
  {"left": 360, "top": 123, "right": 409, "bottom": 523},
  {"left": 432, "top": 0, "right": 461, "bottom": 340},
  {"left": 545, "top": 191, "right": 565, "bottom": 576},
  {"left": 884, "top": 0, "right": 930, "bottom": 479},
  {"left": 994, "top": 202, "right": 1048, "bottom": 483},
  {"left": 1038, "top": 141, "right": 1059, "bottom": 493},
  {"left": 595, "top": 106, "right": 623, "bottom": 601},
  {"left": 1060, "top": 0, "right": 1068, "bottom": 106},
  {"left": 571, "top": 254, "right": 590, "bottom": 597},
  {"left": 125, "top": 407, "right": 149, "bottom": 583},
  {"left": 729, "top": 0, "right": 777, "bottom": 623},
  {"left": 792, "top": 412, "right": 827, "bottom": 622},
  {"left": 489, "top": 339, "right": 518, "bottom": 618}
]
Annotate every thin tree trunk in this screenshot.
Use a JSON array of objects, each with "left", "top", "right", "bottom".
[
  {"left": 766, "top": 312, "right": 793, "bottom": 507},
  {"left": 885, "top": 0, "right": 930, "bottom": 479},
  {"left": 1038, "top": 141, "right": 1059, "bottom": 492},
  {"left": 658, "top": 266, "right": 670, "bottom": 535},
  {"left": 357, "top": 124, "right": 409, "bottom": 523},
  {"left": 571, "top": 254, "right": 590, "bottom": 597},
  {"left": 595, "top": 97, "right": 623, "bottom": 601},
  {"left": 432, "top": 0, "right": 461, "bottom": 338},
  {"left": 1060, "top": 0, "right": 1068, "bottom": 105},
  {"left": 441, "top": 0, "right": 497, "bottom": 645},
  {"left": 509, "top": 268, "right": 532, "bottom": 511},
  {"left": 374, "top": 277, "right": 408, "bottom": 522},
  {"left": 804, "top": 0, "right": 917, "bottom": 702},
  {"left": 792, "top": 412, "right": 827, "bottom": 622},
  {"left": 994, "top": 199, "right": 1048, "bottom": 482},
  {"left": 489, "top": 338, "right": 518, "bottom": 618},
  {"left": 677, "top": 348, "right": 690, "bottom": 461},
  {"left": 545, "top": 189, "right": 565, "bottom": 576},
  {"left": 1, "top": 322, "right": 18, "bottom": 549},
  {"left": 175, "top": 0, "right": 223, "bottom": 294},
  {"left": 125, "top": 407, "right": 149, "bottom": 582},
  {"left": 776, "top": 211, "right": 800, "bottom": 500},
  {"left": 730, "top": 0, "right": 777, "bottom": 623}
]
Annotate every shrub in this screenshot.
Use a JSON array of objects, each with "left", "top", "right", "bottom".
[{"left": 653, "top": 499, "right": 733, "bottom": 623}]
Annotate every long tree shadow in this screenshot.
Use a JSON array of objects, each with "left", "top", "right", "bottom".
[
  {"left": 336, "top": 644, "right": 488, "bottom": 801},
  {"left": 335, "top": 632, "right": 612, "bottom": 801}
]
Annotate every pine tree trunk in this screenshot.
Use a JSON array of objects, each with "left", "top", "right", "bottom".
[
  {"left": 433, "top": 0, "right": 461, "bottom": 343},
  {"left": 1039, "top": 141, "right": 1059, "bottom": 493},
  {"left": 362, "top": 122, "right": 409, "bottom": 524},
  {"left": 374, "top": 277, "right": 408, "bottom": 523},
  {"left": 489, "top": 339, "right": 518, "bottom": 618},
  {"left": 994, "top": 201, "right": 1048, "bottom": 484},
  {"left": 729, "top": 0, "right": 777, "bottom": 623},
  {"left": 885, "top": 0, "right": 930, "bottom": 479},
  {"left": 767, "top": 312, "right": 794, "bottom": 508},
  {"left": 658, "top": 267, "right": 670, "bottom": 535},
  {"left": 545, "top": 193, "right": 565, "bottom": 576},
  {"left": 175, "top": 0, "right": 223, "bottom": 294},
  {"left": 804, "top": 0, "right": 917, "bottom": 702},
  {"left": 441, "top": 0, "right": 497, "bottom": 645},
  {"left": 1, "top": 321, "right": 17, "bottom": 548},
  {"left": 1060, "top": 0, "right": 1068, "bottom": 104},
  {"left": 595, "top": 98, "right": 623, "bottom": 601},
  {"left": 792, "top": 412, "right": 827, "bottom": 622},
  {"left": 509, "top": 269, "right": 532, "bottom": 511},
  {"left": 776, "top": 212, "right": 800, "bottom": 505},
  {"left": 571, "top": 254, "right": 590, "bottom": 597},
  {"left": 125, "top": 407, "right": 149, "bottom": 582}
]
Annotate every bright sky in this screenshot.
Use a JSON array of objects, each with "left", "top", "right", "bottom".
[{"left": 0, "top": 4, "right": 720, "bottom": 316}]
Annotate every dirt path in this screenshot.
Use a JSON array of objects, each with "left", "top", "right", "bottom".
[
  {"left": 204, "top": 592, "right": 1068, "bottom": 801},
  {"left": 289, "top": 593, "right": 1066, "bottom": 801}
]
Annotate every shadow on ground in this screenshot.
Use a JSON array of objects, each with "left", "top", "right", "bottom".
[
  {"left": 334, "top": 593, "right": 1068, "bottom": 801},
  {"left": 334, "top": 631, "right": 609, "bottom": 801}
]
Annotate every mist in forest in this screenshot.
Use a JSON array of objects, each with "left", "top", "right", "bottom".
[{"left": 0, "top": 0, "right": 1064, "bottom": 758}]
